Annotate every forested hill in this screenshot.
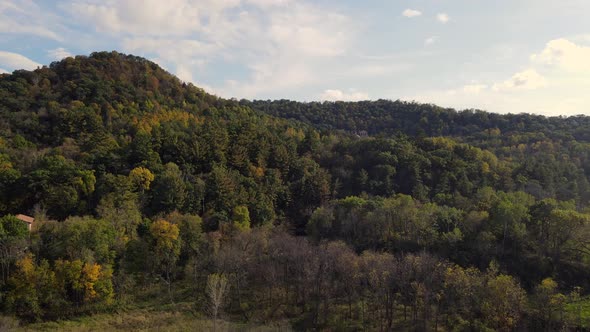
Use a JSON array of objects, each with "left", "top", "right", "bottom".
[
  {"left": 242, "top": 99, "right": 590, "bottom": 142},
  {"left": 0, "top": 51, "right": 323, "bottom": 225},
  {"left": 3, "top": 51, "right": 590, "bottom": 330},
  {"left": 244, "top": 97, "right": 590, "bottom": 206}
]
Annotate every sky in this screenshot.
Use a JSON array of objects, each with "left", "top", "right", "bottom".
[{"left": 1, "top": 0, "right": 589, "bottom": 115}]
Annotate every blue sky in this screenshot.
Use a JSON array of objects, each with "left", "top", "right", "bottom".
[{"left": 1, "top": 0, "right": 589, "bottom": 115}]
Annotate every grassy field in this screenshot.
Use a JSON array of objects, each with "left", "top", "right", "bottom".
[{"left": 1, "top": 301, "right": 292, "bottom": 332}]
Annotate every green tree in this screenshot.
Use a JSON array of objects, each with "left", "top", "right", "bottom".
[
  {"left": 149, "top": 219, "right": 181, "bottom": 297},
  {"left": 0, "top": 215, "right": 29, "bottom": 286},
  {"left": 0, "top": 215, "right": 28, "bottom": 239},
  {"left": 5, "top": 254, "right": 62, "bottom": 321},
  {"left": 38, "top": 216, "right": 117, "bottom": 265},
  {"left": 307, "top": 206, "right": 335, "bottom": 241},
  {"left": 25, "top": 155, "right": 96, "bottom": 219},
  {"left": 167, "top": 212, "right": 205, "bottom": 280},
  {"left": 531, "top": 278, "right": 566, "bottom": 330},
  {"left": 97, "top": 193, "right": 142, "bottom": 243},
  {"left": 54, "top": 259, "right": 114, "bottom": 306},
  {"left": 481, "top": 274, "right": 527, "bottom": 330},
  {"left": 0, "top": 154, "right": 20, "bottom": 214},
  {"left": 231, "top": 205, "right": 251, "bottom": 232},
  {"left": 151, "top": 163, "right": 187, "bottom": 214}
]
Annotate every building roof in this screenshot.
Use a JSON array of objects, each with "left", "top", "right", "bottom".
[{"left": 16, "top": 214, "right": 34, "bottom": 224}]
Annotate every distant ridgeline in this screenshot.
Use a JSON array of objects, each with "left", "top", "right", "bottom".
[
  {"left": 243, "top": 98, "right": 590, "bottom": 204},
  {"left": 1, "top": 51, "right": 590, "bottom": 329},
  {"left": 242, "top": 99, "right": 590, "bottom": 141}
]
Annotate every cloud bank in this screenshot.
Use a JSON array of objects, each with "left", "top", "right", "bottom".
[{"left": 0, "top": 51, "right": 41, "bottom": 70}]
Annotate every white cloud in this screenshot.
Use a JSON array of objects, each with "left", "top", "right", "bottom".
[
  {"left": 47, "top": 47, "right": 73, "bottom": 60},
  {"left": 192, "top": 81, "right": 218, "bottom": 95},
  {"left": 437, "top": 13, "right": 450, "bottom": 24},
  {"left": 176, "top": 64, "right": 194, "bottom": 83},
  {"left": 492, "top": 69, "right": 547, "bottom": 91},
  {"left": 406, "top": 79, "right": 589, "bottom": 116},
  {"left": 402, "top": 9, "right": 422, "bottom": 18},
  {"left": 239, "top": 62, "right": 315, "bottom": 96},
  {"left": 246, "top": 0, "right": 291, "bottom": 8},
  {"left": 320, "top": 89, "right": 368, "bottom": 101},
  {"left": 65, "top": 0, "right": 225, "bottom": 37},
  {"left": 267, "top": 10, "right": 350, "bottom": 57},
  {"left": 0, "top": 51, "right": 41, "bottom": 70},
  {"left": 219, "top": 3, "right": 356, "bottom": 96},
  {"left": 0, "top": 0, "right": 63, "bottom": 40},
  {"left": 410, "top": 37, "right": 590, "bottom": 115},
  {"left": 0, "top": 68, "right": 7, "bottom": 74},
  {"left": 425, "top": 36, "right": 436, "bottom": 46},
  {"left": 347, "top": 63, "right": 413, "bottom": 77},
  {"left": 531, "top": 38, "right": 590, "bottom": 72},
  {"left": 462, "top": 84, "right": 488, "bottom": 94},
  {"left": 65, "top": 0, "right": 355, "bottom": 98},
  {"left": 122, "top": 38, "right": 220, "bottom": 62},
  {"left": 0, "top": 19, "right": 61, "bottom": 40}
]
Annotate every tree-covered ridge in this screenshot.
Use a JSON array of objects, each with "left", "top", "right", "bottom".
[
  {"left": 0, "top": 51, "right": 324, "bottom": 224},
  {"left": 246, "top": 99, "right": 590, "bottom": 205},
  {"left": 1, "top": 52, "right": 590, "bottom": 330},
  {"left": 243, "top": 99, "right": 590, "bottom": 141}
]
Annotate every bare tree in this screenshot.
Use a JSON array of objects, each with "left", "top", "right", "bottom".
[{"left": 207, "top": 273, "right": 229, "bottom": 332}]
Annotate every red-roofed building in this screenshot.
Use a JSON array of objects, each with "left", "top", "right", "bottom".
[{"left": 16, "top": 214, "right": 34, "bottom": 231}]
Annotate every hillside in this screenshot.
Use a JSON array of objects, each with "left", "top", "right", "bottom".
[
  {"left": 0, "top": 51, "right": 323, "bottom": 225},
  {"left": 243, "top": 99, "right": 590, "bottom": 142},
  {"left": 1, "top": 52, "right": 590, "bottom": 330},
  {"left": 246, "top": 99, "right": 590, "bottom": 205}
]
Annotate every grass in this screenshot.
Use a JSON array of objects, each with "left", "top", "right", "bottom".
[
  {"left": 7, "top": 293, "right": 590, "bottom": 331},
  {"left": 11, "top": 304, "right": 292, "bottom": 332},
  {"left": 1, "top": 284, "right": 293, "bottom": 332}
]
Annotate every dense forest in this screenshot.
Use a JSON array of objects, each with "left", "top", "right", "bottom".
[{"left": 1, "top": 51, "right": 590, "bottom": 330}]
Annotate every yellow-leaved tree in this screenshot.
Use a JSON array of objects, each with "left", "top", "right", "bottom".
[
  {"left": 129, "top": 166, "right": 155, "bottom": 192},
  {"left": 54, "top": 259, "right": 114, "bottom": 306},
  {"left": 149, "top": 219, "right": 180, "bottom": 298}
]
